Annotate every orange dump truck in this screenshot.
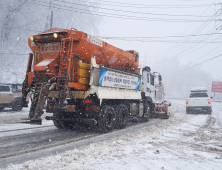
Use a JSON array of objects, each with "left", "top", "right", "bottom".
[{"left": 21, "top": 28, "right": 170, "bottom": 132}]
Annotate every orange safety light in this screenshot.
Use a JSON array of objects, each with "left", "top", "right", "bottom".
[
  {"left": 186, "top": 99, "right": 188, "bottom": 104},
  {"left": 85, "top": 99, "right": 92, "bottom": 104},
  {"left": 208, "top": 99, "right": 211, "bottom": 104}
]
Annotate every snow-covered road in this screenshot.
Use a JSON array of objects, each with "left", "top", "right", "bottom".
[
  {"left": 212, "top": 101, "right": 222, "bottom": 128},
  {"left": 1, "top": 99, "right": 222, "bottom": 170}
]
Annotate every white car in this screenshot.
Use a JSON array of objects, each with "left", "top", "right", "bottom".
[
  {"left": 0, "top": 84, "right": 28, "bottom": 111},
  {"left": 186, "top": 87, "right": 212, "bottom": 114}
]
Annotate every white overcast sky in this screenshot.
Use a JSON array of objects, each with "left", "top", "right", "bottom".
[{"left": 95, "top": 0, "right": 221, "bottom": 80}]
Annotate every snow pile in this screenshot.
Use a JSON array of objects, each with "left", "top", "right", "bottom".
[{"left": 6, "top": 111, "right": 222, "bottom": 170}]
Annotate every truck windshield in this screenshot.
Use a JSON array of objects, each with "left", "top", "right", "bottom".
[
  {"left": 189, "top": 93, "right": 208, "bottom": 97},
  {"left": 0, "top": 86, "right": 10, "bottom": 92}
]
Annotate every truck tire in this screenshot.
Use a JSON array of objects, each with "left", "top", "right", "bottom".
[
  {"left": 53, "top": 112, "right": 63, "bottom": 129},
  {"left": 142, "top": 103, "right": 150, "bottom": 122},
  {"left": 116, "top": 104, "right": 129, "bottom": 129},
  {"left": 99, "top": 105, "right": 116, "bottom": 133},
  {"left": 60, "top": 121, "right": 76, "bottom": 130},
  {"left": 55, "top": 112, "right": 76, "bottom": 130},
  {"left": 12, "top": 99, "right": 23, "bottom": 111}
]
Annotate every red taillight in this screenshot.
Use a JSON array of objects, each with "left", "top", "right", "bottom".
[
  {"left": 186, "top": 99, "right": 188, "bottom": 104},
  {"left": 208, "top": 99, "right": 211, "bottom": 104},
  {"left": 49, "top": 98, "right": 55, "bottom": 102},
  {"left": 85, "top": 99, "right": 92, "bottom": 104}
]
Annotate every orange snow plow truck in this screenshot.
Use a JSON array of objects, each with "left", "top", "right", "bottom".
[{"left": 21, "top": 28, "right": 170, "bottom": 132}]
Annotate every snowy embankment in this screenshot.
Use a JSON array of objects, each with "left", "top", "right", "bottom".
[{"left": 5, "top": 100, "right": 222, "bottom": 170}]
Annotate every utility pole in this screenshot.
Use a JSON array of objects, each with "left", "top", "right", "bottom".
[
  {"left": 50, "top": 11, "right": 53, "bottom": 29},
  {"left": 45, "top": 0, "right": 52, "bottom": 30}
]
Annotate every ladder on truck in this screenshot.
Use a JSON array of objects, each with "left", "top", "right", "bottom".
[
  {"left": 56, "top": 38, "right": 74, "bottom": 107},
  {"left": 21, "top": 84, "right": 45, "bottom": 125}
]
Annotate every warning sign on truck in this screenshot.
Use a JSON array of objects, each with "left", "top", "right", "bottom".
[
  {"left": 99, "top": 69, "right": 140, "bottom": 90},
  {"left": 212, "top": 82, "right": 222, "bottom": 93}
]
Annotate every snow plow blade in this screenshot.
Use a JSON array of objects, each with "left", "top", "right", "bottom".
[
  {"left": 20, "top": 118, "right": 42, "bottom": 125},
  {"left": 151, "top": 100, "right": 171, "bottom": 119}
]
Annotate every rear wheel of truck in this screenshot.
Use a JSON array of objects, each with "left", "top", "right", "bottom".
[
  {"left": 60, "top": 121, "right": 76, "bottom": 130},
  {"left": 116, "top": 104, "right": 129, "bottom": 129},
  {"left": 99, "top": 105, "right": 116, "bottom": 133},
  {"left": 142, "top": 103, "right": 150, "bottom": 122},
  {"left": 12, "top": 99, "right": 23, "bottom": 111},
  {"left": 59, "top": 112, "right": 77, "bottom": 130},
  {"left": 52, "top": 112, "right": 63, "bottom": 129}
]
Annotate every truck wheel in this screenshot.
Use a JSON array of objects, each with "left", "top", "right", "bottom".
[
  {"left": 142, "top": 103, "right": 150, "bottom": 122},
  {"left": 99, "top": 105, "right": 116, "bottom": 133},
  {"left": 60, "top": 121, "right": 76, "bottom": 130},
  {"left": 116, "top": 104, "right": 129, "bottom": 129},
  {"left": 12, "top": 99, "right": 23, "bottom": 111},
  {"left": 53, "top": 112, "right": 63, "bottom": 129},
  {"left": 55, "top": 112, "right": 76, "bottom": 130}
]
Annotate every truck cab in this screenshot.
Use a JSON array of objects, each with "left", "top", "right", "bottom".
[
  {"left": 141, "top": 66, "right": 163, "bottom": 104},
  {"left": 186, "top": 87, "right": 212, "bottom": 114}
]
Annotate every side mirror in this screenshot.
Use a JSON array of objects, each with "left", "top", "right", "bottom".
[
  {"left": 158, "top": 75, "right": 162, "bottom": 82},
  {"left": 210, "top": 97, "right": 213, "bottom": 99}
]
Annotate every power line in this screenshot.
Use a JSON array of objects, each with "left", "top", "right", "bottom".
[
  {"left": 29, "top": 1, "right": 218, "bottom": 23},
  {"left": 182, "top": 53, "right": 222, "bottom": 71},
  {"left": 192, "top": 43, "right": 222, "bottom": 62},
  {"left": 153, "top": 11, "right": 219, "bottom": 61},
  {"left": 154, "top": 19, "right": 218, "bottom": 59},
  {"left": 95, "top": 33, "right": 222, "bottom": 39},
  {"left": 175, "top": 33, "right": 222, "bottom": 60},
  {"left": 168, "top": 27, "right": 220, "bottom": 60},
  {"left": 96, "top": 37, "right": 222, "bottom": 43},
  {"left": 151, "top": 0, "right": 217, "bottom": 59},
  {"left": 84, "top": 0, "right": 213, "bottom": 9},
  {"left": 53, "top": 0, "right": 213, "bottom": 18}
]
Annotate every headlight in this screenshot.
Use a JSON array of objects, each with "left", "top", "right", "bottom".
[
  {"left": 30, "top": 36, "right": 34, "bottom": 41},
  {"left": 53, "top": 33, "right": 58, "bottom": 38}
]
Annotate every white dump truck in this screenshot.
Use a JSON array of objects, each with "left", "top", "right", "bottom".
[{"left": 21, "top": 28, "right": 171, "bottom": 132}]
